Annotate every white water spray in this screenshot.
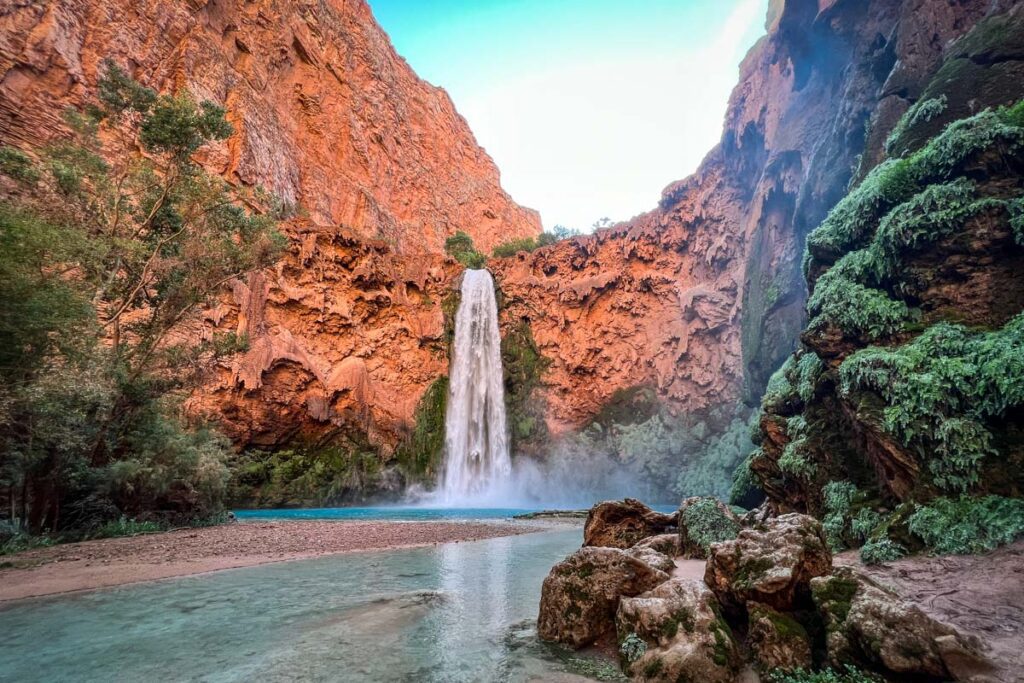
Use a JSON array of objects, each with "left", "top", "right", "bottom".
[{"left": 439, "top": 269, "right": 512, "bottom": 505}]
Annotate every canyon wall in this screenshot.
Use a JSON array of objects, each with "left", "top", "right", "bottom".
[
  {"left": 492, "top": 0, "right": 1022, "bottom": 436},
  {"left": 0, "top": 0, "right": 540, "bottom": 469}
]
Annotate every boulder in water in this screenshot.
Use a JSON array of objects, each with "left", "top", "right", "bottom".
[
  {"left": 812, "top": 567, "right": 993, "bottom": 680},
  {"left": 615, "top": 578, "right": 740, "bottom": 683},
  {"left": 583, "top": 499, "right": 678, "bottom": 549},
  {"left": 537, "top": 546, "right": 670, "bottom": 648},
  {"left": 704, "top": 513, "right": 831, "bottom": 611}
]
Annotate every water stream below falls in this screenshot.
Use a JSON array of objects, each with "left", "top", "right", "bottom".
[
  {"left": 440, "top": 269, "right": 512, "bottom": 505},
  {"left": 0, "top": 529, "right": 611, "bottom": 683}
]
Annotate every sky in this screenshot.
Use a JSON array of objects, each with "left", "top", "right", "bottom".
[{"left": 368, "top": 0, "right": 770, "bottom": 231}]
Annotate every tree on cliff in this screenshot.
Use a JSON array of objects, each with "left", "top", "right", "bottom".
[{"left": 0, "top": 61, "right": 283, "bottom": 537}]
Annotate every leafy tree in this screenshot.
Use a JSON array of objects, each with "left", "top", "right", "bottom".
[
  {"left": 0, "top": 61, "right": 283, "bottom": 534},
  {"left": 444, "top": 230, "right": 485, "bottom": 268}
]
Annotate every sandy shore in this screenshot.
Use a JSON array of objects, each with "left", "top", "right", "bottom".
[{"left": 0, "top": 520, "right": 538, "bottom": 602}]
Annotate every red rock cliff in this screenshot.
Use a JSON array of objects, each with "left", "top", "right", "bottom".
[
  {"left": 492, "top": 0, "right": 1020, "bottom": 434},
  {"left": 0, "top": 0, "right": 540, "bottom": 456}
]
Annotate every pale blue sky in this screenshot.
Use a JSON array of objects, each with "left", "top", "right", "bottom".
[{"left": 368, "top": 0, "right": 770, "bottom": 231}]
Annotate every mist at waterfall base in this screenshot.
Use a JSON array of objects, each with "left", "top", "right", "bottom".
[{"left": 411, "top": 269, "right": 664, "bottom": 510}]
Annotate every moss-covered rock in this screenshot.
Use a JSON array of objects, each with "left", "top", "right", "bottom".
[
  {"left": 537, "top": 546, "right": 670, "bottom": 649},
  {"left": 677, "top": 496, "right": 741, "bottom": 559},
  {"left": 705, "top": 513, "right": 832, "bottom": 612},
  {"left": 394, "top": 376, "right": 448, "bottom": 484},
  {"left": 748, "top": 601, "right": 813, "bottom": 673},
  {"left": 615, "top": 578, "right": 740, "bottom": 683},
  {"left": 810, "top": 567, "right": 991, "bottom": 679}
]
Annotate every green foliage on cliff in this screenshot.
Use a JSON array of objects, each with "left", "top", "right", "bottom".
[
  {"left": 805, "top": 103, "right": 1024, "bottom": 276},
  {"left": 228, "top": 441, "right": 383, "bottom": 508},
  {"left": 0, "top": 62, "right": 282, "bottom": 535},
  {"left": 806, "top": 256, "right": 913, "bottom": 340},
  {"left": 395, "top": 377, "right": 449, "bottom": 483},
  {"left": 840, "top": 314, "right": 1024, "bottom": 492},
  {"left": 885, "top": 95, "right": 947, "bottom": 157},
  {"left": 444, "top": 231, "right": 485, "bottom": 268},
  {"left": 491, "top": 226, "right": 582, "bottom": 258},
  {"left": 501, "top": 320, "right": 550, "bottom": 450},
  {"left": 0, "top": 145, "right": 40, "bottom": 183},
  {"left": 778, "top": 415, "right": 816, "bottom": 479},
  {"left": 907, "top": 495, "right": 1024, "bottom": 555}
]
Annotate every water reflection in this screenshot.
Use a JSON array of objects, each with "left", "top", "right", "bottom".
[{"left": 0, "top": 529, "right": 598, "bottom": 683}]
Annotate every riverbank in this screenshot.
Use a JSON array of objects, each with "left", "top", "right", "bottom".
[{"left": 0, "top": 520, "right": 540, "bottom": 602}]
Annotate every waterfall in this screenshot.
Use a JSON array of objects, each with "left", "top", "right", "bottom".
[{"left": 439, "top": 269, "right": 511, "bottom": 505}]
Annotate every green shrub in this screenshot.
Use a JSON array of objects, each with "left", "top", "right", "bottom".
[
  {"left": 492, "top": 237, "right": 538, "bottom": 257},
  {"left": 767, "top": 665, "right": 883, "bottom": 683},
  {"left": 795, "top": 353, "right": 824, "bottom": 403},
  {"left": 840, "top": 315, "right": 1024, "bottom": 492},
  {"left": 1011, "top": 197, "right": 1024, "bottom": 246},
  {"left": 91, "top": 517, "right": 165, "bottom": 539},
  {"left": 444, "top": 231, "right": 485, "bottom": 268},
  {"left": 806, "top": 255, "right": 912, "bottom": 340},
  {"left": 907, "top": 495, "right": 1024, "bottom": 555},
  {"left": 619, "top": 632, "right": 647, "bottom": 663},
  {"left": 885, "top": 95, "right": 948, "bottom": 156},
  {"left": 681, "top": 497, "right": 741, "bottom": 553},
  {"left": 728, "top": 451, "right": 761, "bottom": 506},
  {"left": 850, "top": 508, "right": 881, "bottom": 541},
  {"left": 859, "top": 538, "right": 907, "bottom": 565},
  {"left": 822, "top": 481, "right": 859, "bottom": 550},
  {"left": 0, "top": 146, "right": 40, "bottom": 183},
  {"left": 778, "top": 416, "right": 816, "bottom": 479},
  {"left": 805, "top": 158, "right": 921, "bottom": 270},
  {"left": 763, "top": 355, "right": 799, "bottom": 412}
]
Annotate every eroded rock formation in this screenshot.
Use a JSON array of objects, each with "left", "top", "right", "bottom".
[
  {"left": 0, "top": 0, "right": 540, "bottom": 463},
  {"left": 492, "top": 0, "right": 1023, "bottom": 438}
]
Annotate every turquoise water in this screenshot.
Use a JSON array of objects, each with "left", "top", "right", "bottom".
[
  {"left": 0, "top": 529, "right": 615, "bottom": 682},
  {"left": 233, "top": 506, "right": 539, "bottom": 521},
  {"left": 233, "top": 504, "right": 677, "bottom": 522}
]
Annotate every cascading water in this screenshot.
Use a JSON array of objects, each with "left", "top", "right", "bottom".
[{"left": 439, "top": 269, "right": 512, "bottom": 505}]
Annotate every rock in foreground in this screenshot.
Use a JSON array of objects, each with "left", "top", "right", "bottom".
[
  {"left": 537, "top": 546, "right": 670, "bottom": 648},
  {"left": 616, "top": 578, "right": 740, "bottom": 683},
  {"left": 704, "top": 513, "right": 831, "bottom": 611},
  {"left": 812, "top": 568, "right": 994, "bottom": 680},
  {"left": 583, "top": 499, "right": 678, "bottom": 549}
]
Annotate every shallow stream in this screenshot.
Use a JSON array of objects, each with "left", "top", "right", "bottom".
[{"left": 0, "top": 524, "right": 622, "bottom": 682}]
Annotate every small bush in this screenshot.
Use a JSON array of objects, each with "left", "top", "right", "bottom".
[
  {"left": 907, "top": 495, "right": 1024, "bottom": 555},
  {"left": 492, "top": 237, "right": 538, "bottom": 257},
  {"left": 444, "top": 231, "right": 485, "bottom": 268},
  {"left": 619, "top": 632, "right": 647, "bottom": 663},
  {"left": 0, "top": 146, "right": 40, "bottom": 183},
  {"left": 729, "top": 451, "right": 761, "bottom": 507},
  {"left": 91, "top": 516, "right": 165, "bottom": 539},
  {"left": 860, "top": 538, "right": 907, "bottom": 565},
  {"left": 681, "top": 498, "right": 741, "bottom": 553},
  {"left": 885, "top": 95, "right": 948, "bottom": 156},
  {"left": 763, "top": 355, "right": 799, "bottom": 412},
  {"left": 767, "top": 665, "right": 883, "bottom": 683},
  {"left": 795, "top": 353, "right": 824, "bottom": 403}
]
